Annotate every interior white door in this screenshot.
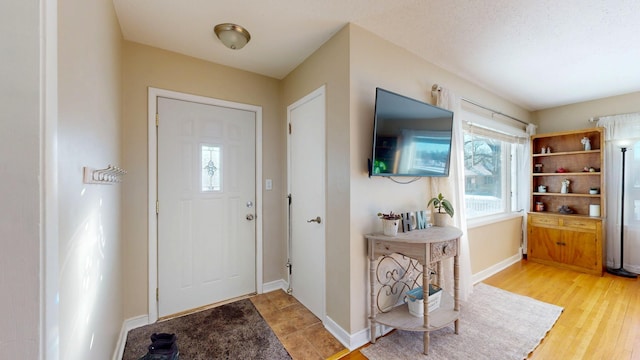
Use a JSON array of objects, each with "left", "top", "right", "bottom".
[
  {"left": 157, "top": 97, "right": 256, "bottom": 317},
  {"left": 288, "top": 86, "right": 326, "bottom": 320}
]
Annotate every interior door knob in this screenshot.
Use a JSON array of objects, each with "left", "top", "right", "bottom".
[
  {"left": 246, "top": 214, "right": 255, "bottom": 221},
  {"left": 307, "top": 216, "right": 322, "bottom": 224}
]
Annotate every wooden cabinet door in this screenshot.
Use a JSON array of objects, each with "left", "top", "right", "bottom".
[
  {"left": 562, "top": 230, "right": 598, "bottom": 271},
  {"left": 529, "top": 225, "right": 562, "bottom": 263}
]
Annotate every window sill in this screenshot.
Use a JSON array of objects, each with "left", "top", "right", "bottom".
[{"left": 466, "top": 212, "right": 523, "bottom": 229}]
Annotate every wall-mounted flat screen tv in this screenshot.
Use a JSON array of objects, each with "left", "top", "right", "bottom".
[{"left": 370, "top": 88, "right": 454, "bottom": 177}]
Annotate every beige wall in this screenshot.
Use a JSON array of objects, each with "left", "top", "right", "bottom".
[
  {"left": 121, "top": 42, "right": 285, "bottom": 318},
  {"left": 347, "top": 25, "right": 532, "bottom": 334},
  {"left": 468, "top": 218, "right": 522, "bottom": 274},
  {"left": 281, "top": 25, "right": 352, "bottom": 331},
  {"left": 534, "top": 91, "right": 640, "bottom": 133},
  {"left": 0, "top": 2, "right": 41, "bottom": 358},
  {"left": 57, "top": 0, "right": 124, "bottom": 358}
]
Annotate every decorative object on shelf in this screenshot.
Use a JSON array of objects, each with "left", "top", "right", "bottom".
[
  {"left": 83, "top": 165, "right": 127, "bottom": 184},
  {"left": 581, "top": 136, "right": 591, "bottom": 150},
  {"left": 558, "top": 205, "right": 574, "bottom": 214},
  {"left": 404, "top": 284, "right": 442, "bottom": 317},
  {"left": 589, "top": 187, "right": 599, "bottom": 194},
  {"left": 378, "top": 212, "right": 401, "bottom": 236},
  {"left": 538, "top": 185, "right": 547, "bottom": 193},
  {"left": 547, "top": 146, "right": 551, "bottom": 153},
  {"left": 556, "top": 167, "right": 567, "bottom": 173},
  {"left": 428, "top": 193, "right": 454, "bottom": 227},
  {"left": 401, "top": 211, "right": 431, "bottom": 232},
  {"left": 589, "top": 204, "right": 601, "bottom": 217},
  {"left": 534, "top": 164, "right": 543, "bottom": 173},
  {"left": 560, "top": 179, "right": 570, "bottom": 193},
  {"left": 535, "top": 202, "right": 545, "bottom": 212},
  {"left": 540, "top": 147, "right": 546, "bottom": 154},
  {"left": 607, "top": 147, "right": 638, "bottom": 278}
]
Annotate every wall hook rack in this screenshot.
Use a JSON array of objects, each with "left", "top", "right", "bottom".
[{"left": 83, "top": 165, "right": 127, "bottom": 184}]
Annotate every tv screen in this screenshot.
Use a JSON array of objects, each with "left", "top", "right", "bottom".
[{"left": 370, "top": 88, "right": 454, "bottom": 177}]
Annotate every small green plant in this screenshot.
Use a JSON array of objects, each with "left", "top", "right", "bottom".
[
  {"left": 377, "top": 211, "right": 401, "bottom": 220},
  {"left": 428, "top": 193, "right": 454, "bottom": 218}
]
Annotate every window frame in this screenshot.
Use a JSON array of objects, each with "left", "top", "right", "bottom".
[{"left": 460, "top": 109, "right": 528, "bottom": 224}]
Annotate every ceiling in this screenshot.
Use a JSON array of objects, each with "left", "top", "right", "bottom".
[{"left": 112, "top": 0, "right": 640, "bottom": 111}]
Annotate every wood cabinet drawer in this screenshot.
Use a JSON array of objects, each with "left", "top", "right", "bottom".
[
  {"left": 561, "top": 218, "right": 597, "bottom": 230},
  {"left": 373, "top": 240, "right": 425, "bottom": 263},
  {"left": 530, "top": 216, "right": 559, "bottom": 227},
  {"left": 431, "top": 239, "right": 457, "bottom": 262}
]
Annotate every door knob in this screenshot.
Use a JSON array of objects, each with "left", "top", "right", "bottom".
[
  {"left": 246, "top": 214, "right": 255, "bottom": 221},
  {"left": 307, "top": 216, "right": 322, "bottom": 224}
]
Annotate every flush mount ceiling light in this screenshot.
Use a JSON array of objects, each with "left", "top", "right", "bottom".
[{"left": 214, "top": 23, "right": 251, "bottom": 50}]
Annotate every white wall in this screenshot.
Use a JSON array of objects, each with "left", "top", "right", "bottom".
[
  {"left": 57, "top": 0, "right": 124, "bottom": 358},
  {"left": 0, "top": 2, "right": 42, "bottom": 358}
]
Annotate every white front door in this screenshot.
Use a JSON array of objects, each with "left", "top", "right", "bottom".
[
  {"left": 157, "top": 96, "right": 257, "bottom": 317},
  {"left": 288, "top": 86, "right": 326, "bottom": 320}
]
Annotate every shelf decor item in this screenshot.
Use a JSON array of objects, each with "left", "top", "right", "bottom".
[
  {"left": 560, "top": 179, "right": 570, "bottom": 193},
  {"left": 606, "top": 147, "right": 638, "bottom": 278},
  {"left": 405, "top": 284, "right": 442, "bottom": 317},
  {"left": 378, "top": 212, "right": 401, "bottom": 236},
  {"left": 534, "top": 163, "right": 543, "bottom": 173},
  {"left": 428, "top": 193, "right": 454, "bottom": 227}
]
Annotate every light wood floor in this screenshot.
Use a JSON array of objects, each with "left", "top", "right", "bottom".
[{"left": 343, "top": 260, "right": 640, "bottom": 360}]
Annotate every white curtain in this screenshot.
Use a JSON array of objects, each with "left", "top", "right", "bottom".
[
  {"left": 519, "top": 124, "right": 537, "bottom": 253},
  {"left": 430, "top": 87, "right": 473, "bottom": 300},
  {"left": 597, "top": 113, "right": 640, "bottom": 273}
]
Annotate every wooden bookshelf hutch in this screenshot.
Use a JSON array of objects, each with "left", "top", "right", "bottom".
[{"left": 527, "top": 128, "right": 605, "bottom": 276}]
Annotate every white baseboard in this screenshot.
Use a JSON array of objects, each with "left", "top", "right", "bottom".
[
  {"left": 262, "top": 279, "right": 288, "bottom": 293},
  {"left": 112, "top": 315, "right": 149, "bottom": 360},
  {"left": 325, "top": 316, "right": 394, "bottom": 351},
  {"left": 471, "top": 249, "right": 523, "bottom": 284},
  {"left": 323, "top": 316, "right": 352, "bottom": 349}
]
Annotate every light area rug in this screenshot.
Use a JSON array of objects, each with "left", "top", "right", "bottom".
[{"left": 362, "top": 283, "right": 563, "bottom": 360}]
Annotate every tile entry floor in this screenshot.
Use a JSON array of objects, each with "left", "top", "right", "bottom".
[{"left": 250, "top": 290, "right": 350, "bottom": 360}]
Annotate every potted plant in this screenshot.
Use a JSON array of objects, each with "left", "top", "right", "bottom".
[
  {"left": 378, "top": 211, "right": 401, "bottom": 236},
  {"left": 428, "top": 193, "right": 454, "bottom": 227}
]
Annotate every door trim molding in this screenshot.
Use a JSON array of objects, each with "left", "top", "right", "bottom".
[{"left": 147, "top": 87, "right": 263, "bottom": 323}]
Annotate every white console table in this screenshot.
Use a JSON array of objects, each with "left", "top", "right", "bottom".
[{"left": 365, "top": 226, "right": 462, "bottom": 355}]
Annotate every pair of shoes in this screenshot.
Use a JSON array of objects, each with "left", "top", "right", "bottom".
[
  {"left": 151, "top": 333, "right": 177, "bottom": 344},
  {"left": 138, "top": 333, "right": 179, "bottom": 360}
]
